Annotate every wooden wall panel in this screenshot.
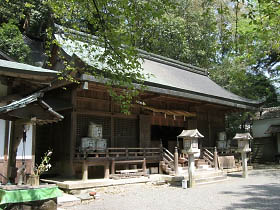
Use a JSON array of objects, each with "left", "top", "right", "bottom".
[
  {"left": 139, "top": 115, "right": 152, "bottom": 147},
  {"left": 114, "top": 118, "right": 138, "bottom": 147}
]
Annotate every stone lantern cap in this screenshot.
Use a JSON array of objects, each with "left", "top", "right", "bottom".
[
  {"left": 178, "top": 129, "right": 204, "bottom": 138},
  {"left": 233, "top": 133, "right": 253, "bottom": 140}
]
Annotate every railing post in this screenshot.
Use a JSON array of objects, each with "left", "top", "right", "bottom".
[
  {"left": 111, "top": 158, "right": 115, "bottom": 175},
  {"left": 104, "top": 161, "right": 110, "bottom": 179},
  {"left": 142, "top": 158, "right": 147, "bottom": 174},
  {"left": 174, "top": 147, "right": 179, "bottom": 176},
  {"left": 106, "top": 148, "right": 109, "bottom": 158},
  {"left": 160, "top": 140, "right": 163, "bottom": 160},
  {"left": 214, "top": 146, "right": 218, "bottom": 170},
  {"left": 126, "top": 148, "right": 129, "bottom": 158},
  {"left": 143, "top": 148, "right": 146, "bottom": 158}
]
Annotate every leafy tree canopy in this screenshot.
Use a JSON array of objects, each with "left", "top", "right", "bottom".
[
  {"left": 0, "top": 22, "right": 30, "bottom": 62},
  {"left": 0, "top": 0, "right": 279, "bottom": 117}
]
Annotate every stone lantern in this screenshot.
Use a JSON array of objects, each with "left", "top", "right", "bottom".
[
  {"left": 177, "top": 129, "right": 204, "bottom": 188},
  {"left": 233, "top": 133, "right": 253, "bottom": 178}
]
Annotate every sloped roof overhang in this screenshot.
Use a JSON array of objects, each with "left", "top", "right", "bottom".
[
  {"left": 81, "top": 74, "right": 260, "bottom": 110},
  {"left": 0, "top": 92, "right": 64, "bottom": 125},
  {"left": 0, "top": 59, "right": 58, "bottom": 82},
  {"left": 54, "top": 31, "right": 262, "bottom": 110}
]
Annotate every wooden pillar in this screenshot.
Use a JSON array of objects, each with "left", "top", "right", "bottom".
[
  {"left": 104, "top": 161, "right": 110, "bottom": 179},
  {"left": 82, "top": 161, "right": 88, "bottom": 181},
  {"left": 111, "top": 159, "right": 115, "bottom": 175},
  {"left": 174, "top": 147, "right": 179, "bottom": 176},
  {"left": 110, "top": 117, "right": 114, "bottom": 147},
  {"left": 142, "top": 158, "right": 146, "bottom": 174},
  {"left": 8, "top": 121, "right": 25, "bottom": 183},
  {"left": 69, "top": 88, "right": 77, "bottom": 177},
  {"left": 4, "top": 121, "right": 9, "bottom": 161},
  {"left": 214, "top": 147, "right": 218, "bottom": 170},
  {"left": 159, "top": 161, "right": 164, "bottom": 174},
  {"left": 2, "top": 121, "right": 10, "bottom": 184},
  {"left": 31, "top": 124, "right": 36, "bottom": 172}
]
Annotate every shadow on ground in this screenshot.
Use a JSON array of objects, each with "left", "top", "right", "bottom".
[{"left": 222, "top": 170, "right": 280, "bottom": 210}]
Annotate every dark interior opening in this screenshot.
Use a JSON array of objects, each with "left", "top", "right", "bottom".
[{"left": 151, "top": 125, "right": 184, "bottom": 151}]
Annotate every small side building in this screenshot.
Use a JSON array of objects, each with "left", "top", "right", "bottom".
[{"left": 252, "top": 107, "right": 280, "bottom": 163}]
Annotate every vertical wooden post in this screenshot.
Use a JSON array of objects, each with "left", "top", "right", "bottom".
[
  {"left": 69, "top": 87, "right": 77, "bottom": 177},
  {"left": 110, "top": 98, "right": 114, "bottom": 147},
  {"left": 143, "top": 148, "right": 146, "bottom": 158},
  {"left": 4, "top": 121, "right": 9, "bottom": 161},
  {"left": 104, "top": 161, "right": 110, "bottom": 179},
  {"left": 106, "top": 149, "right": 109, "bottom": 158},
  {"left": 31, "top": 124, "right": 36, "bottom": 174},
  {"left": 160, "top": 139, "right": 163, "bottom": 160},
  {"left": 159, "top": 161, "right": 163, "bottom": 174},
  {"left": 214, "top": 146, "right": 218, "bottom": 170},
  {"left": 110, "top": 117, "right": 114, "bottom": 147},
  {"left": 3, "top": 121, "right": 10, "bottom": 184},
  {"left": 126, "top": 148, "right": 129, "bottom": 158},
  {"left": 174, "top": 147, "right": 179, "bottom": 176},
  {"left": 142, "top": 158, "right": 146, "bottom": 174},
  {"left": 82, "top": 160, "right": 88, "bottom": 181},
  {"left": 111, "top": 159, "right": 115, "bottom": 175}
]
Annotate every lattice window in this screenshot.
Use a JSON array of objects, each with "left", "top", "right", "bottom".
[{"left": 114, "top": 118, "right": 138, "bottom": 137}]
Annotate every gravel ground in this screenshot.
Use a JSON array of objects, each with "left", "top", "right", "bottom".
[{"left": 66, "top": 169, "right": 280, "bottom": 210}]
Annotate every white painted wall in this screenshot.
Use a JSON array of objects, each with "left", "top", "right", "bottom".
[
  {"left": 0, "top": 120, "right": 5, "bottom": 158},
  {"left": 252, "top": 118, "right": 280, "bottom": 138},
  {"left": 16, "top": 126, "right": 33, "bottom": 159}
]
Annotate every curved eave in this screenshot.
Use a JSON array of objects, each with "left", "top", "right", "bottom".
[
  {"left": 80, "top": 74, "right": 261, "bottom": 110},
  {"left": 144, "top": 81, "right": 261, "bottom": 110}
]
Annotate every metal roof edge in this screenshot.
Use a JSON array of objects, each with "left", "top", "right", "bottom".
[
  {"left": 138, "top": 49, "right": 208, "bottom": 76},
  {"left": 144, "top": 82, "right": 260, "bottom": 110},
  {"left": 0, "top": 59, "right": 59, "bottom": 77}
]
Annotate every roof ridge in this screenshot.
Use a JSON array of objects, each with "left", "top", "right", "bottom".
[
  {"left": 55, "top": 24, "right": 208, "bottom": 76},
  {"left": 138, "top": 50, "right": 208, "bottom": 76}
]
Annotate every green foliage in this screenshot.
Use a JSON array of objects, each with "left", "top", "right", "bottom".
[
  {"left": 0, "top": 0, "right": 279, "bottom": 117},
  {"left": 135, "top": 0, "right": 218, "bottom": 69},
  {"left": 46, "top": 0, "right": 172, "bottom": 114},
  {"left": 0, "top": 22, "right": 30, "bottom": 62}
]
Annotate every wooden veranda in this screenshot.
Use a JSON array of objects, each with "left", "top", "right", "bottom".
[
  {"left": 74, "top": 147, "right": 163, "bottom": 180},
  {"left": 74, "top": 145, "right": 222, "bottom": 180}
]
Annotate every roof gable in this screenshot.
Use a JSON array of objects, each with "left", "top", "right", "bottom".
[{"left": 54, "top": 32, "right": 261, "bottom": 110}]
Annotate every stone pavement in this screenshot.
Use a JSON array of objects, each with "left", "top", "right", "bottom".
[{"left": 61, "top": 169, "right": 280, "bottom": 210}]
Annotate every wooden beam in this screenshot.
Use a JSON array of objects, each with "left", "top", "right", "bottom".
[
  {"left": 76, "top": 109, "right": 138, "bottom": 119},
  {"left": 140, "top": 93, "right": 161, "bottom": 101}
]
